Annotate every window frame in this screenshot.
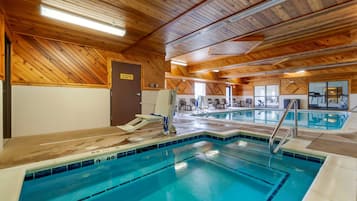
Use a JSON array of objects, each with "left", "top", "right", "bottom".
[{"left": 254, "top": 85, "right": 279, "bottom": 108}]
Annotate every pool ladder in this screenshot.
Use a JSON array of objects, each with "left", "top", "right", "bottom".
[{"left": 269, "top": 99, "right": 298, "bottom": 154}]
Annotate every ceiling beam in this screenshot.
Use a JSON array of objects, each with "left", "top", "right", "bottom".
[
  {"left": 167, "top": 0, "right": 357, "bottom": 59},
  {"left": 188, "top": 30, "right": 357, "bottom": 73},
  {"left": 219, "top": 48, "right": 357, "bottom": 78},
  {"left": 165, "top": 74, "right": 233, "bottom": 85},
  {"left": 121, "top": 0, "right": 209, "bottom": 54},
  {"left": 220, "top": 61, "right": 357, "bottom": 79},
  {"left": 233, "top": 35, "right": 265, "bottom": 42},
  {"left": 166, "top": 0, "right": 278, "bottom": 47}
]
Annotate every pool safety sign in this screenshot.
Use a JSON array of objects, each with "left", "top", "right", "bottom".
[{"left": 120, "top": 73, "right": 134, "bottom": 80}]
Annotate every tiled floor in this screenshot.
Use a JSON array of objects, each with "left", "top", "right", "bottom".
[{"left": 0, "top": 116, "right": 356, "bottom": 169}]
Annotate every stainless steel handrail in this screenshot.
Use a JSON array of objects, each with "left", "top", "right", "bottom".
[{"left": 269, "top": 99, "right": 298, "bottom": 154}]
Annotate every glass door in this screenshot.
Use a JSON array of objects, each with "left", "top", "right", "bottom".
[
  {"left": 308, "top": 81, "right": 348, "bottom": 110},
  {"left": 254, "top": 86, "right": 266, "bottom": 108},
  {"left": 266, "top": 85, "right": 279, "bottom": 108},
  {"left": 254, "top": 85, "right": 279, "bottom": 108},
  {"left": 326, "top": 81, "right": 348, "bottom": 110}
]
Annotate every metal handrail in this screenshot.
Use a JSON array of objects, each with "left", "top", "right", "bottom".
[{"left": 269, "top": 99, "right": 298, "bottom": 154}]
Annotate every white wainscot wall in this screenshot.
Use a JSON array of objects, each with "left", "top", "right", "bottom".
[
  {"left": 12, "top": 86, "right": 110, "bottom": 137},
  {"left": 350, "top": 94, "right": 357, "bottom": 109},
  {"left": 279, "top": 95, "right": 308, "bottom": 109}
]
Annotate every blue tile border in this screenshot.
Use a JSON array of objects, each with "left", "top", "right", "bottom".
[
  {"left": 23, "top": 133, "right": 324, "bottom": 182},
  {"left": 82, "top": 159, "right": 94, "bottom": 167},
  {"left": 24, "top": 173, "right": 34, "bottom": 181},
  {"left": 34, "top": 169, "right": 51, "bottom": 179},
  {"left": 75, "top": 155, "right": 197, "bottom": 201},
  {"left": 68, "top": 162, "right": 81, "bottom": 170},
  {"left": 282, "top": 151, "right": 324, "bottom": 164},
  {"left": 267, "top": 173, "right": 290, "bottom": 201},
  {"left": 52, "top": 166, "right": 67, "bottom": 175}
]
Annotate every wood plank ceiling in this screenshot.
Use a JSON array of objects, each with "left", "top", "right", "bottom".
[{"left": 2, "top": 0, "right": 357, "bottom": 81}]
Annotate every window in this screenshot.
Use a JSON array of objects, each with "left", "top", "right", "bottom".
[
  {"left": 254, "top": 85, "right": 279, "bottom": 108},
  {"left": 254, "top": 86, "right": 266, "bottom": 107},
  {"left": 226, "top": 86, "right": 232, "bottom": 106},
  {"left": 309, "top": 81, "right": 348, "bottom": 110},
  {"left": 266, "top": 85, "right": 279, "bottom": 108},
  {"left": 194, "top": 82, "right": 206, "bottom": 99}
]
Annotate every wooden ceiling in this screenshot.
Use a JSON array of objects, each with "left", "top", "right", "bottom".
[{"left": 1, "top": 0, "right": 357, "bottom": 81}]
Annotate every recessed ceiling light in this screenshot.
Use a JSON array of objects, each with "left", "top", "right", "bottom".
[
  {"left": 212, "top": 69, "right": 220, "bottom": 72},
  {"left": 170, "top": 60, "right": 187, "bottom": 66},
  {"left": 40, "top": 5, "right": 126, "bottom": 36},
  {"left": 296, "top": 70, "right": 305, "bottom": 73}
]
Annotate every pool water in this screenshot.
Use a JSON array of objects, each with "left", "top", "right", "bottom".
[
  {"left": 194, "top": 109, "right": 349, "bottom": 130},
  {"left": 20, "top": 137, "right": 322, "bottom": 201}
]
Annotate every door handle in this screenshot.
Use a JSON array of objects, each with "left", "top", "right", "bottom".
[{"left": 136, "top": 93, "right": 141, "bottom": 97}]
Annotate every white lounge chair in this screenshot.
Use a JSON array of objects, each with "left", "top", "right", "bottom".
[{"left": 117, "top": 89, "right": 176, "bottom": 134}]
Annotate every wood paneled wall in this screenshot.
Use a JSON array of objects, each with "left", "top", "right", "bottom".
[
  {"left": 206, "top": 82, "right": 225, "bottom": 96},
  {"left": 166, "top": 79, "right": 194, "bottom": 95},
  {"left": 233, "top": 85, "right": 253, "bottom": 96},
  {"left": 166, "top": 78, "right": 226, "bottom": 96},
  {"left": 235, "top": 72, "right": 357, "bottom": 96},
  {"left": 12, "top": 34, "right": 108, "bottom": 87},
  {"left": 352, "top": 79, "right": 357, "bottom": 94},
  {"left": 98, "top": 49, "right": 166, "bottom": 89},
  {"left": 280, "top": 78, "right": 308, "bottom": 95},
  {"left": 169, "top": 64, "right": 219, "bottom": 80},
  {"left": 0, "top": 12, "right": 5, "bottom": 80},
  {"left": 11, "top": 34, "right": 166, "bottom": 89}
]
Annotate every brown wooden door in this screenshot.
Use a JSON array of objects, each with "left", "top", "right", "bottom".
[{"left": 111, "top": 61, "right": 141, "bottom": 126}]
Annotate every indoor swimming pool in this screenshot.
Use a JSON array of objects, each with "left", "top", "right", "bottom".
[
  {"left": 194, "top": 109, "right": 349, "bottom": 130},
  {"left": 20, "top": 134, "right": 323, "bottom": 201}
]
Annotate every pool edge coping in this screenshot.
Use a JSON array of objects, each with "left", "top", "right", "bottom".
[{"left": 188, "top": 112, "right": 356, "bottom": 134}]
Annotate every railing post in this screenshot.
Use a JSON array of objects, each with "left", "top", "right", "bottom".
[
  {"left": 269, "top": 99, "right": 299, "bottom": 154},
  {"left": 293, "top": 100, "right": 298, "bottom": 137}
]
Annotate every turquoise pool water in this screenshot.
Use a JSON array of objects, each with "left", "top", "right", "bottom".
[
  {"left": 20, "top": 136, "right": 322, "bottom": 201},
  {"left": 194, "top": 109, "right": 349, "bottom": 130}
]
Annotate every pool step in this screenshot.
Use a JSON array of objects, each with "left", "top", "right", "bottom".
[
  {"left": 202, "top": 151, "right": 286, "bottom": 187},
  {"left": 214, "top": 141, "right": 285, "bottom": 167},
  {"left": 202, "top": 151, "right": 289, "bottom": 201}
]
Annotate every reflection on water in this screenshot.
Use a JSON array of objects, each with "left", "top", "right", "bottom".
[{"left": 201, "top": 109, "right": 348, "bottom": 130}]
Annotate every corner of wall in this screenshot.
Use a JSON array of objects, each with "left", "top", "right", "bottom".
[
  {"left": 350, "top": 94, "right": 357, "bottom": 109},
  {"left": 0, "top": 81, "right": 3, "bottom": 152}
]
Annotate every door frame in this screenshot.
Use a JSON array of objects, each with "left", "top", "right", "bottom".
[
  {"left": 108, "top": 58, "right": 143, "bottom": 125},
  {"left": 107, "top": 58, "right": 143, "bottom": 89},
  {"left": 3, "top": 35, "right": 11, "bottom": 139}
]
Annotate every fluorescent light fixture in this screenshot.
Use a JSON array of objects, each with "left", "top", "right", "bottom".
[
  {"left": 212, "top": 69, "right": 220, "bottom": 72},
  {"left": 296, "top": 70, "right": 305, "bottom": 73},
  {"left": 228, "top": 0, "right": 286, "bottom": 23},
  {"left": 170, "top": 60, "right": 187, "bottom": 66},
  {"left": 40, "top": 5, "right": 126, "bottom": 37},
  {"left": 196, "top": 70, "right": 208, "bottom": 73}
]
